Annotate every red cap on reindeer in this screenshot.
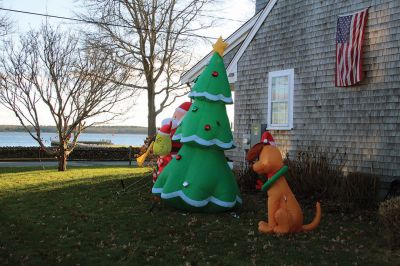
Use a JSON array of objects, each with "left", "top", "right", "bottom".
[
  {"left": 245, "top": 130, "right": 276, "bottom": 163},
  {"left": 261, "top": 131, "right": 276, "bottom": 146}
]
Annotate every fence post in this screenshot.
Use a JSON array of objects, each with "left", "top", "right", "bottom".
[{"left": 128, "top": 146, "right": 132, "bottom": 166}]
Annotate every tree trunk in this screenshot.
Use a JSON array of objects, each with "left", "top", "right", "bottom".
[
  {"left": 147, "top": 88, "right": 157, "bottom": 136},
  {"left": 58, "top": 143, "right": 68, "bottom": 171}
]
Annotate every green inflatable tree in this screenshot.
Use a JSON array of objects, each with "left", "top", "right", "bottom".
[{"left": 152, "top": 37, "right": 242, "bottom": 212}]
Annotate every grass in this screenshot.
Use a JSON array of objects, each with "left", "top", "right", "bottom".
[{"left": 0, "top": 166, "right": 398, "bottom": 265}]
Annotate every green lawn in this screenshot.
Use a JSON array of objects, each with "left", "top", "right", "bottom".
[{"left": 0, "top": 166, "right": 398, "bottom": 265}]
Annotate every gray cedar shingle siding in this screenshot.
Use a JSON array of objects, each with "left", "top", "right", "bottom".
[
  {"left": 232, "top": 0, "right": 400, "bottom": 181},
  {"left": 256, "top": 0, "right": 269, "bottom": 13}
]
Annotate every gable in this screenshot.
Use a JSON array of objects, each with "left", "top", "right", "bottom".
[
  {"left": 180, "top": 9, "right": 263, "bottom": 85},
  {"left": 226, "top": 0, "right": 278, "bottom": 82}
]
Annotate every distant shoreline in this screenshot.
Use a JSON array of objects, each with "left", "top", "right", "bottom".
[{"left": 0, "top": 125, "right": 148, "bottom": 135}]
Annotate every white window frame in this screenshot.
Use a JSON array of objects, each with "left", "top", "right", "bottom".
[{"left": 267, "top": 69, "right": 294, "bottom": 130}]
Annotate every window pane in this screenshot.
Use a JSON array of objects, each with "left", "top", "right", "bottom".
[
  {"left": 271, "top": 102, "right": 288, "bottom": 125},
  {"left": 271, "top": 76, "right": 289, "bottom": 101},
  {"left": 272, "top": 102, "right": 279, "bottom": 113}
]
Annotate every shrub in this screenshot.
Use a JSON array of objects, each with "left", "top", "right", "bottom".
[
  {"left": 339, "top": 172, "right": 379, "bottom": 209},
  {"left": 235, "top": 165, "right": 260, "bottom": 193},
  {"left": 379, "top": 196, "right": 400, "bottom": 248},
  {"left": 285, "top": 146, "right": 380, "bottom": 211},
  {"left": 285, "top": 147, "right": 346, "bottom": 202},
  {"left": 0, "top": 146, "right": 140, "bottom": 161}
]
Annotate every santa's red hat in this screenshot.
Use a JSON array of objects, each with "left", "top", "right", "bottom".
[
  {"left": 261, "top": 131, "right": 276, "bottom": 146},
  {"left": 158, "top": 122, "right": 172, "bottom": 136},
  {"left": 175, "top": 102, "right": 192, "bottom": 114}
]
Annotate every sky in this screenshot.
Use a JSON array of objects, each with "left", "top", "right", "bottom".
[{"left": 0, "top": 0, "right": 255, "bottom": 127}]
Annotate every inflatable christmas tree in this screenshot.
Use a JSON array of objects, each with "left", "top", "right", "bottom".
[{"left": 152, "top": 37, "right": 242, "bottom": 213}]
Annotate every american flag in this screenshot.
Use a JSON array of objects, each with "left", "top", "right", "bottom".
[{"left": 336, "top": 8, "right": 368, "bottom": 87}]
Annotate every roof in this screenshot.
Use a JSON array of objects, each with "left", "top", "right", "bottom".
[
  {"left": 226, "top": 0, "right": 278, "bottom": 82},
  {"left": 180, "top": 0, "right": 278, "bottom": 84},
  {"left": 180, "top": 10, "right": 261, "bottom": 84}
]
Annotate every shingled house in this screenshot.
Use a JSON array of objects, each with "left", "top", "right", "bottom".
[{"left": 181, "top": 0, "right": 400, "bottom": 185}]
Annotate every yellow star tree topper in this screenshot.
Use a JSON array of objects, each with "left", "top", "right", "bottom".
[{"left": 212, "top": 37, "right": 228, "bottom": 56}]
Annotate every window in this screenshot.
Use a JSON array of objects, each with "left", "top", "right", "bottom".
[{"left": 267, "top": 69, "right": 294, "bottom": 130}]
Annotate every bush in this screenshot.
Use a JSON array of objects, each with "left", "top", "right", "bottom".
[
  {"left": 285, "top": 147, "right": 346, "bottom": 202},
  {"left": 285, "top": 146, "right": 380, "bottom": 211},
  {"left": 379, "top": 196, "right": 400, "bottom": 248},
  {"left": 235, "top": 165, "right": 260, "bottom": 193},
  {"left": 0, "top": 146, "right": 141, "bottom": 161},
  {"left": 339, "top": 172, "right": 379, "bottom": 209}
]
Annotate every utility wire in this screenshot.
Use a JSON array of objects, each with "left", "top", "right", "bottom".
[
  {"left": 0, "top": 7, "right": 247, "bottom": 40},
  {"left": 0, "top": 7, "right": 219, "bottom": 40},
  {"left": 128, "top": 1, "right": 247, "bottom": 22},
  {"left": 0, "top": 7, "right": 87, "bottom": 24},
  {"left": 200, "top": 13, "right": 246, "bottom": 22},
  {"left": 134, "top": 4, "right": 247, "bottom": 22}
]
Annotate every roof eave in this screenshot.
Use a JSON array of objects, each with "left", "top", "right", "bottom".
[
  {"left": 180, "top": 11, "right": 262, "bottom": 85},
  {"left": 226, "top": 0, "right": 278, "bottom": 75}
]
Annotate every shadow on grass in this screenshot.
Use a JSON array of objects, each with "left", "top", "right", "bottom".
[{"left": 0, "top": 175, "right": 398, "bottom": 265}]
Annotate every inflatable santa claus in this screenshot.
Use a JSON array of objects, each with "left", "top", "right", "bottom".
[
  {"left": 152, "top": 102, "right": 192, "bottom": 182},
  {"left": 170, "top": 102, "right": 192, "bottom": 156}
]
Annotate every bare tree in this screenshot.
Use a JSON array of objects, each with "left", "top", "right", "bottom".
[
  {"left": 0, "top": 25, "right": 132, "bottom": 171},
  {"left": 0, "top": 6, "right": 12, "bottom": 36},
  {"left": 0, "top": 15, "right": 9, "bottom": 36},
  {"left": 81, "top": 0, "right": 213, "bottom": 136}
]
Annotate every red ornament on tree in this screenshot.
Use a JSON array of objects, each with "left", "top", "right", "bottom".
[
  {"left": 212, "top": 71, "right": 219, "bottom": 77},
  {"left": 204, "top": 124, "right": 211, "bottom": 131},
  {"left": 176, "top": 155, "right": 182, "bottom": 160}
]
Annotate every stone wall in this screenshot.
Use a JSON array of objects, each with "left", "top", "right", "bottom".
[
  {"left": 232, "top": 0, "right": 400, "bottom": 182},
  {"left": 0, "top": 146, "right": 141, "bottom": 161}
]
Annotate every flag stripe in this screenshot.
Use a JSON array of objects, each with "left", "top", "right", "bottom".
[
  {"left": 358, "top": 10, "right": 367, "bottom": 81},
  {"left": 351, "top": 13, "right": 359, "bottom": 84},
  {"left": 349, "top": 12, "right": 358, "bottom": 84},
  {"left": 353, "top": 11, "right": 362, "bottom": 83}
]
